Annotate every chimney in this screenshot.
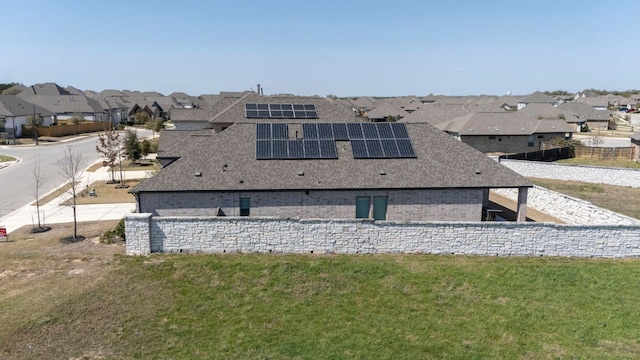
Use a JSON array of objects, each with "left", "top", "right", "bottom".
[{"left": 257, "top": 84, "right": 261, "bottom": 96}]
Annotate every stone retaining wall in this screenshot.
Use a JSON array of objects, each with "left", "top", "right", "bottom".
[
  {"left": 492, "top": 187, "right": 640, "bottom": 225},
  {"left": 126, "top": 214, "right": 640, "bottom": 258},
  {"left": 500, "top": 160, "right": 640, "bottom": 188}
]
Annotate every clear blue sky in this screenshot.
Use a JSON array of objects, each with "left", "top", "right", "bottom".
[{"left": 2, "top": 0, "right": 639, "bottom": 97}]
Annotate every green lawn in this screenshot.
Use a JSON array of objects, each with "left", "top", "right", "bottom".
[
  {"left": 0, "top": 155, "right": 16, "bottom": 162},
  {"left": 2, "top": 251, "right": 640, "bottom": 359}
]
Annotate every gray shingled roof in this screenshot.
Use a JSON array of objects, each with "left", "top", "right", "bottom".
[
  {"left": 17, "top": 83, "right": 71, "bottom": 98},
  {"left": 438, "top": 112, "right": 573, "bottom": 136},
  {"left": 366, "top": 101, "right": 408, "bottom": 120},
  {"left": 557, "top": 102, "right": 611, "bottom": 122},
  {"left": 0, "top": 95, "right": 55, "bottom": 117},
  {"left": 630, "top": 132, "right": 640, "bottom": 142},
  {"left": 132, "top": 122, "right": 532, "bottom": 194},
  {"left": 16, "top": 95, "right": 105, "bottom": 114},
  {"left": 400, "top": 103, "right": 495, "bottom": 125},
  {"left": 171, "top": 93, "right": 357, "bottom": 124},
  {"left": 518, "top": 91, "right": 556, "bottom": 104}
]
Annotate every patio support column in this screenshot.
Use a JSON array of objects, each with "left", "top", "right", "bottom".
[{"left": 516, "top": 187, "right": 529, "bottom": 222}]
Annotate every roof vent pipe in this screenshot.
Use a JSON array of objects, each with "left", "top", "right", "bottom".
[{"left": 257, "top": 84, "right": 261, "bottom": 96}]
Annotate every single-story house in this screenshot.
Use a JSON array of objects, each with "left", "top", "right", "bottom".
[
  {"left": 0, "top": 95, "right": 55, "bottom": 138},
  {"left": 437, "top": 111, "right": 575, "bottom": 154},
  {"left": 132, "top": 101, "right": 533, "bottom": 222}
]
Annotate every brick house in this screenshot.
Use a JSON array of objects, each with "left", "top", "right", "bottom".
[{"left": 131, "top": 95, "right": 533, "bottom": 222}]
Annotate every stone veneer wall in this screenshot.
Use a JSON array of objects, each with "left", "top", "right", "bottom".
[
  {"left": 492, "top": 187, "right": 640, "bottom": 225},
  {"left": 126, "top": 214, "right": 640, "bottom": 258},
  {"left": 500, "top": 160, "right": 640, "bottom": 188}
]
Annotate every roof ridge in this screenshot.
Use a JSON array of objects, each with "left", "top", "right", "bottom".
[{"left": 209, "top": 92, "right": 253, "bottom": 122}]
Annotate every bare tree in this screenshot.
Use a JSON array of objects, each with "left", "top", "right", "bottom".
[
  {"left": 58, "top": 146, "right": 88, "bottom": 240},
  {"left": 32, "top": 157, "right": 46, "bottom": 231},
  {"left": 96, "top": 128, "right": 122, "bottom": 184}
]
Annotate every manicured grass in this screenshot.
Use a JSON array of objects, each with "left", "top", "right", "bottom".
[
  {"left": 530, "top": 177, "right": 640, "bottom": 219},
  {"left": 1, "top": 234, "right": 640, "bottom": 359},
  {"left": 0, "top": 155, "right": 16, "bottom": 162},
  {"left": 555, "top": 158, "right": 640, "bottom": 169}
]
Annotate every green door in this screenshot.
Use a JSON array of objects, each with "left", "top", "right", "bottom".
[
  {"left": 356, "top": 196, "right": 370, "bottom": 218},
  {"left": 372, "top": 196, "right": 388, "bottom": 220}
]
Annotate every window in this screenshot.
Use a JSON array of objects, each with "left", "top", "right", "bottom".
[
  {"left": 356, "top": 196, "right": 370, "bottom": 218},
  {"left": 372, "top": 196, "right": 388, "bottom": 220},
  {"left": 528, "top": 135, "right": 534, "bottom": 147},
  {"left": 488, "top": 136, "right": 496, "bottom": 140},
  {"left": 239, "top": 198, "right": 250, "bottom": 216}
]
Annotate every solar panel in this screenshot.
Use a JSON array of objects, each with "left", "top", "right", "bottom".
[
  {"left": 365, "top": 139, "right": 384, "bottom": 158},
  {"left": 303, "top": 140, "right": 321, "bottom": 158},
  {"left": 303, "top": 123, "right": 318, "bottom": 139},
  {"left": 396, "top": 139, "right": 416, "bottom": 157},
  {"left": 362, "top": 123, "right": 379, "bottom": 139},
  {"left": 256, "top": 140, "right": 271, "bottom": 159},
  {"left": 332, "top": 123, "right": 349, "bottom": 140},
  {"left": 256, "top": 122, "right": 416, "bottom": 160},
  {"left": 351, "top": 139, "right": 368, "bottom": 158},
  {"left": 271, "top": 123, "right": 288, "bottom": 139},
  {"left": 288, "top": 140, "right": 304, "bottom": 159},
  {"left": 317, "top": 123, "right": 333, "bottom": 139},
  {"left": 256, "top": 123, "right": 271, "bottom": 140},
  {"left": 376, "top": 122, "right": 394, "bottom": 138},
  {"left": 390, "top": 122, "right": 410, "bottom": 139},
  {"left": 246, "top": 103, "right": 319, "bottom": 119},
  {"left": 347, "top": 123, "right": 364, "bottom": 139},
  {"left": 319, "top": 139, "right": 338, "bottom": 158},
  {"left": 272, "top": 140, "right": 289, "bottom": 159},
  {"left": 381, "top": 139, "right": 400, "bottom": 158}
]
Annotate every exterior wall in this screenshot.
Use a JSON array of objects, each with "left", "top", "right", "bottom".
[
  {"left": 462, "top": 133, "right": 570, "bottom": 154},
  {"left": 500, "top": 160, "right": 640, "bottom": 188},
  {"left": 138, "top": 188, "right": 485, "bottom": 222},
  {"left": 125, "top": 214, "right": 640, "bottom": 258},
  {"left": 8, "top": 115, "right": 54, "bottom": 137},
  {"left": 586, "top": 120, "right": 608, "bottom": 130}
]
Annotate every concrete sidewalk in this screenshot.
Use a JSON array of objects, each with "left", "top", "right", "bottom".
[{"left": 0, "top": 162, "right": 154, "bottom": 234}]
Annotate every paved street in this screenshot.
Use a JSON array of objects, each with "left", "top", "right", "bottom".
[{"left": 0, "top": 129, "right": 155, "bottom": 233}]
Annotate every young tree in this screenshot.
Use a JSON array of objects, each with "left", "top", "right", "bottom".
[
  {"left": 32, "top": 157, "right": 46, "bottom": 231},
  {"left": 69, "top": 113, "right": 84, "bottom": 135},
  {"left": 590, "top": 130, "right": 604, "bottom": 147},
  {"left": 140, "top": 139, "right": 151, "bottom": 157},
  {"left": 134, "top": 111, "right": 150, "bottom": 125},
  {"left": 145, "top": 118, "right": 164, "bottom": 139},
  {"left": 26, "top": 114, "right": 43, "bottom": 145},
  {"left": 96, "top": 128, "right": 122, "bottom": 183},
  {"left": 58, "top": 146, "right": 87, "bottom": 241},
  {"left": 123, "top": 130, "right": 141, "bottom": 161}
]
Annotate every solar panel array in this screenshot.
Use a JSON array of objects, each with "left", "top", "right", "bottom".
[
  {"left": 256, "top": 123, "right": 337, "bottom": 159},
  {"left": 255, "top": 122, "right": 416, "bottom": 160},
  {"left": 245, "top": 103, "right": 318, "bottom": 119}
]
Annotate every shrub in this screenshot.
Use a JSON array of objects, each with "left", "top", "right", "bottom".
[{"left": 101, "top": 218, "right": 126, "bottom": 243}]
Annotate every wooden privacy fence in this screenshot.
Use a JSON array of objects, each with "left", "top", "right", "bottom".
[
  {"left": 22, "top": 122, "right": 111, "bottom": 137},
  {"left": 573, "top": 146, "right": 634, "bottom": 160}
]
